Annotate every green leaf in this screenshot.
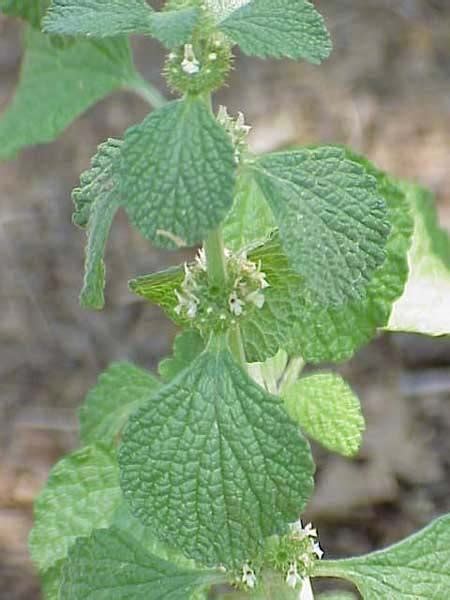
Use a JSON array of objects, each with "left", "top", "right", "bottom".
[
  {"left": 79, "top": 362, "right": 160, "bottom": 445},
  {"left": 43, "top": 0, "right": 154, "bottom": 36},
  {"left": 121, "top": 97, "right": 236, "bottom": 249},
  {"left": 241, "top": 156, "right": 413, "bottom": 363},
  {"left": 111, "top": 503, "right": 197, "bottom": 568},
  {"left": 61, "top": 526, "right": 224, "bottom": 600},
  {"left": 317, "top": 594, "right": 357, "bottom": 600},
  {"left": 43, "top": 1, "right": 199, "bottom": 47},
  {"left": 149, "top": 8, "right": 200, "bottom": 48},
  {"left": 0, "top": 0, "right": 49, "bottom": 28},
  {"left": 252, "top": 146, "right": 390, "bottom": 306},
  {"left": 223, "top": 169, "right": 276, "bottom": 252},
  {"left": 29, "top": 444, "right": 122, "bottom": 572},
  {"left": 119, "top": 337, "right": 314, "bottom": 567},
  {"left": 219, "top": 0, "right": 332, "bottom": 63},
  {"left": 129, "top": 265, "right": 186, "bottom": 323},
  {"left": 387, "top": 182, "right": 450, "bottom": 336},
  {"left": 0, "top": 29, "right": 136, "bottom": 159},
  {"left": 129, "top": 156, "right": 413, "bottom": 364},
  {"left": 158, "top": 330, "right": 205, "bottom": 382},
  {"left": 315, "top": 514, "right": 450, "bottom": 599},
  {"left": 72, "top": 138, "right": 122, "bottom": 309},
  {"left": 282, "top": 373, "right": 365, "bottom": 457},
  {"left": 40, "top": 560, "right": 64, "bottom": 600}
]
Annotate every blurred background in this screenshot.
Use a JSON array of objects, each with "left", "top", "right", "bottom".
[{"left": 1, "top": 1, "right": 449, "bottom": 597}]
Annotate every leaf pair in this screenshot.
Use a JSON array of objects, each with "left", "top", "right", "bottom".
[
  {"left": 42, "top": 0, "right": 333, "bottom": 63},
  {"left": 73, "top": 96, "right": 236, "bottom": 309},
  {"left": 43, "top": 0, "right": 200, "bottom": 48}
]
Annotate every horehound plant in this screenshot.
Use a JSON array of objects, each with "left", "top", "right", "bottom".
[{"left": 1, "top": 1, "right": 450, "bottom": 599}]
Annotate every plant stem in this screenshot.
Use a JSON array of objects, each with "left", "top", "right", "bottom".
[
  {"left": 229, "top": 325, "right": 247, "bottom": 368},
  {"left": 129, "top": 75, "right": 167, "bottom": 108},
  {"left": 279, "top": 357, "right": 305, "bottom": 394},
  {"left": 204, "top": 228, "right": 247, "bottom": 369},
  {"left": 205, "top": 228, "right": 228, "bottom": 289}
]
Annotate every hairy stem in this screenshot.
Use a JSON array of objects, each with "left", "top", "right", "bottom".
[
  {"left": 204, "top": 228, "right": 247, "bottom": 369},
  {"left": 205, "top": 228, "right": 228, "bottom": 288},
  {"left": 128, "top": 75, "right": 167, "bottom": 108}
]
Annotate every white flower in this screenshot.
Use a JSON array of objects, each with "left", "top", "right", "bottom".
[
  {"left": 229, "top": 291, "right": 245, "bottom": 316},
  {"left": 181, "top": 44, "right": 200, "bottom": 75},
  {"left": 290, "top": 520, "right": 317, "bottom": 540},
  {"left": 286, "top": 562, "right": 302, "bottom": 589},
  {"left": 241, "top": 563, "right": 257, "bottom": 589},
  {"left": 313, "top": 541, "right": 324, "bottom": 560},
  {"left": 245, "top": 290, "right": 265, "bottom": 309}
]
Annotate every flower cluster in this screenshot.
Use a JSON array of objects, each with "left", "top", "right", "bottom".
[
  {"left": 164, "top": 36, "right": 232, "bottom": 95},
  {"left": 217, "top": 106, "right": 251, "bottom": 163},
  {"left": 174, "top": 247, "right": 269, "bottom": 333},
  {"left": 284, "top": 520, "right": 324, "bottom": 589}
]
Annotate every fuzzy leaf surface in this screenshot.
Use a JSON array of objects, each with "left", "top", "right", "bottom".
[
  {"left": 223, "top": 169, "right": 276, "bottom": 252},
  {"left": 119, "top": 339, "right": 314, "bottom": 567},
  {"left": 44, "top": 1, "right": 199, "bottom": 47},
  {"left": 79, "top": 362, "right": 160, "bottom": 445},
  {"left": 219, "top": 0, "right": 332, "bottom": 63},
  {"left": 149, "top": 8, "right": 200, "bottom": 47},
  {"left": 61, "top": 526, "right": 224, "bottom": 600},
  {"left": 252, "top": 147, "right": 390, "bottom": 306},
  {"left": 0, "top": 30, "right": 135, "bottom": 159},
  {"left": 241, "top": 156, "right": 413, "bottom": 362},
  {"left": 43, "top": 0, "right": 154, "bottom": 36},
  {"left": 0, "top": 0, "right": 49, "bottom": 27},
  {"left": 158, "top": 330, "right": 205, "bottom": 382},
  {"left": 388, "top": 182, "right": 450, "bottom": 335},
  {"left": 72, "top": 139, "right": 122, "bottom": 309},
  {"left": 315, "top": 514, "right": 450, "bottom": 599},
  {"left": 282, "top": 373, "right": 365, "bottom": 457},
  {"left": 129, "top": 157, "right": 412, "bottom": 363},
  {"left": 121, "top": 98, "right": 236, "bottom": 248},
  {"left": 29, "top": 444, "right": 121, "bottom": 572}
]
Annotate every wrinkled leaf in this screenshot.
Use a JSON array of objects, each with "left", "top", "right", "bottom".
[
  {"left": 29, "top": 444, "right": 122, "bottom": 572},
  {"left": 61, "top": 526, "right": 224, "bottom": 599},
  {"left": 315, "top": 514, "right": 450, "bottom": 599},
  {"left": 219, "top": 0, "right": 332, "bottom": 63},
  {"left": 79, "top": 362, "right": 160, "bottom": 445},
  {"left": 282, "top": 373, "right": 365, "bottom": 457},
  {"left": 252, "top": 146, "right": 390, "bottom": 306},
  {"left": 119, "top": 337, "right": 314, "bottom": 567},
  {"left": 121, "top": 98, "right": 236, "bottom": 248}
]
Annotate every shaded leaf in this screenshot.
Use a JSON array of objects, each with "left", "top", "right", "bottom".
[
  {"left": 0, "top": 30, "right": 136, "bottom": 159},
  {"left": 29, "top": 444, "right": 122, "bottom": 572},
  {"left": 72, "top": 139, "right": 122, "bottom": 309},
  {"left": 79, "top": 362, "right": 160, "bottom": 445},
  {"left": 61, "top": 526, "right": 224, "bottom": 599},
  {"left": 158, "top": 330, "right": 205, "bottom": 382}
]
